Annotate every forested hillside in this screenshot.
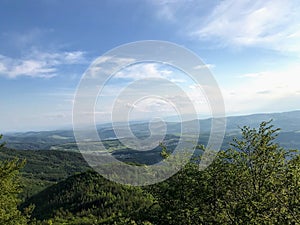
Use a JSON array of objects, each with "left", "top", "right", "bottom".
[
  {"left": 0, "top": 148, "right": 90, "bottom": 199},
  {"left": 0, "top": 121, "right": 299, "bottom": 224}
]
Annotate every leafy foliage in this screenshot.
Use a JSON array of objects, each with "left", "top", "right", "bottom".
[
  {"left": 22, "top": 170, "right": 155, "bottom": 224},
  {"left": 1, "top": 121, "right": 299, "bottom": 224},
  {"left": 0, "top": 135, "right": 29, "bottom": 225},
  {"left": 146, "top": 121, "right": 300, "bottom": 224},
  {"left": 0, "top": 148, "right": 91, "bottom": 199}
]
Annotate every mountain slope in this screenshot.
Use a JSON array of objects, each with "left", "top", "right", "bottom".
[
  {"left": 21, "top": 170, "right": 155, "bottom": 223},
  {"left": 0, "top": 148, "right": 91, "bottom": 199}
]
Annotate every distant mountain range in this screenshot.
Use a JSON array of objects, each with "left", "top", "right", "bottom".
[{"left": 3, "top": 110, "right": 300, "bottom": 151}]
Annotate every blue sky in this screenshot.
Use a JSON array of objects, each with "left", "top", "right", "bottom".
[{"left": 1, "top": 0, "right": 300, "bottom": 132}]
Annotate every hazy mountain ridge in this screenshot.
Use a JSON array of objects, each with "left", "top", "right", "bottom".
[{"left": 3, "top": 110, "right": 300, "bottom": 151}]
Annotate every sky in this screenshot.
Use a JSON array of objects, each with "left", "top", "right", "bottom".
[{"left": 1, "top": 0, "right": 300, "bottom": 132}]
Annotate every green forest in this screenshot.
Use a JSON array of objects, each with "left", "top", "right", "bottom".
[{"left": 0, "top": 121, "right": 299, "bottom": 225}]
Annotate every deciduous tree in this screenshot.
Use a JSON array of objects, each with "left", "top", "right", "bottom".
[{"left": 0, "top": 134, "right": 28, "bottom": 225}]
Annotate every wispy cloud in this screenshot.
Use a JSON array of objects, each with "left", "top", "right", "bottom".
[
  {"left": 237, "top": 72, "right": 267, "bottom": 78},
  {"left": 151, "top": 0, "right": 300, "bottom": 53},
  {"left": 222, "top": 63, "right": 300, "bottom": 113},
  {"left": 125, "top": 97, "right": 175, "bottom": 113},
  {"left": 115, "top": 63, "right": 173, "bottom": 80},
  {"left": 1, "top": 28, "right": 54, "bottom": 52},
  {"left": 151, "top": 0, "right": 188, "bottom": 21},
  {"left": 193, "top": 64, "right": 215, "bottom": 70},
  {"left": 193, "top": 0, "right": 300, "bottom": 52},
  {"left": 0, "top": 50, "right": 86, "bottom": 78},
  {"left": 150, "top": 0, "right": 211, "bottom": 22},
  {"left": 86, "top": 56, "right": 136, "bottom": 79}
]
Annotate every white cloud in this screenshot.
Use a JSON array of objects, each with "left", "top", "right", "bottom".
[
  {"left": 2, "top": 28, "right": 55, "bottom": 50},
  {"left": 151, "top": 0, "right": 300, "bottom": 54},
  {"left": 151, "top": 0, "right": 186, "bottom": 21},
  {"left": 86, "top": 56, "right": 136, "bottom": 79},
  {"left": 129, "top": 97, "right": 175, "bottom": 113},
  {"left": 32, "top": 50, "right": 86, "bottom": 65},
  {"left": 193, "top": 64, "right": 215, "bottom": 70},
  {"left": 0, "top": 50, "right": 86, "bottom": 78},
  {"left": 115, "top": 63, "right": 173, "bottom": 80},
  {"left": 237, "top": 72, "right": 267, "bottom": 78},
  {"left": 222, "top": 63, "right": 300, "bottom": 114},
  {"left": 150, "top": 0, "right": 211, "bottom": 23},
  {"left": 193, "top": 0, "right": 300, "bottom": 53},
  {"left": 82, "top": 61, "right": 220, "bottom": 123}
]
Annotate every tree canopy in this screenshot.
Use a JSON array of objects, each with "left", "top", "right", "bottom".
[
  {"left": 0, "top": 135, "right": 29, "bottom": 225},
  {"left": 1, "top": 121, "right": 299, "bottom": 224}
]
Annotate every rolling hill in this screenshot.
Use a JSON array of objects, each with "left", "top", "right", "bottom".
[{"left": 3, "top": 110, "right": 300, "bottom": 152}]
